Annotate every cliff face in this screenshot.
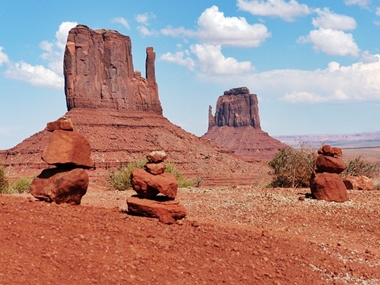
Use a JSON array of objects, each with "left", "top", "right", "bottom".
[
  {"left": 208, "top": 87, "right": 261, "bottom": 129},
  {"left": 64, "top": 25, "right": 162, "bottom": 114},
  {"left": 204, "top": 87, "right": 287, "bottom": 161}
]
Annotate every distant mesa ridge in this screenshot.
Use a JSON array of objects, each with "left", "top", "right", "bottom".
[{"left": 203, "top": 87, "right": 287, "bottom": 161}]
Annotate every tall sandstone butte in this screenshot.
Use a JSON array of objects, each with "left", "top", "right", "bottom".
[
  {"left": 0, "top": 25, "right": 268, "bottom": 186},
  {"left": 203, "top": 87, "right": 287, "bottom": 161},
  {"left": 64, "top": 25, "right": 162, "bottom": 114}
]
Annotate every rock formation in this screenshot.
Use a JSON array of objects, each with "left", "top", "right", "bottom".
[
  {"left": 310, "top": 145, "right": 348, "bottom": 202},
  {"left": 30, "top": 118, "right": 93, "bottom": 204},
  {"left": 203, "top": 87, "right": 287, "bottom": 161},
  {"left": 127, "top": 151, "right": 186, "bottom": 224},
  {"left": 0, "top": 25, "right": 269, "bottom": 187},
  {"left": 343, "top": 175, "right": 374, "bottom": 190},
  {"left": 64, "top": 25, "right": 162, "bottom": 114}
]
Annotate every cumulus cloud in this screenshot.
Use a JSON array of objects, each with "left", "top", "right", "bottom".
[
  {"left": 135, "top": 13, "right": 155, "bottom": 25},
  {"left": 0, "top": 47, "right": 9, "bottom": 66},
  {"left": 161, "top": 6, "right": 270, "bottom": 48},
  {"left": 312, "top": 8, "right": 357, "bottom": 30},
  {"left": 282, "top": 91, "right": 328, "bottom": 103},
  {"left": 344, "top": 0, "right": 370, "bottom": 7},
  {"left": 112, "top": 17, "right": 130, "bottom": 29},
  {"left": 237, "top": 0, "right": 311, "bottom": 22},
  {"left": 190, "top": 44, "right": 253, "bottom": 74},
  {"left": 4, "top": 61, "right": 64, "bottom": 89},
  {"left": 159, "top": 51, "right": 195, "bottom": 70},
  {"left": 298, "top": 28, "right": 359, "bottom": 57}
]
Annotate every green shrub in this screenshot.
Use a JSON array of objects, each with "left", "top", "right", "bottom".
[
  {"left": 165, "top": 162, "right": 193, "bottom": 188},
  {"left": 0, "top": 166, "right": 9, "bottom": 193},
  {"left": 107, "top": 159, "right": 193, "bottom": 190},
  {"left": 108, "top": 158, "right": 147, "bottom": 191},
  {"left": 8, "top": 177, "right": 32, "bottom": 194},
  {"left": 268, "top": 144, "right": 316, "bottom": 188},
  {"left": 341, "top": 156, "right": 380, "bottom": 178}
]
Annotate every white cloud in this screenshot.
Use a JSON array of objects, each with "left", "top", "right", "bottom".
[
  {"left": 376, "top": 7, "right": 380, "bottom": 16},
  {"left": 362, "top": 51, "right": 380, "bottom": 63},
  {"left": 135, "top": 13, "right": 155, "bottom": 25},
  {"left": 237, "top": 0, "right": 311, "bottom": 22},
  {"left": 344, "top": 0, "right": 370, "bottom": 7},
  {"left": 161, "top": 6, "right": 270, "bottom": 48},
  {"left": 312, "top": 8, "right": 357, "bottom": 30},
  {"left": 4, "top": 61, "right": 63, "bottom": 89},
  {"left": 137, "top": 25, "right": 156, "bottom": 36},
  {"left": 197, "top": 5, "right": 271, "bottom": 47},
  {"left": 298, "top": 28, "right": 359, "bottom": 57},
  {"left": 0, "top": 46, "right": 9, "bottom": 66},
  {"left": 190, "top": 44, "right": 253, "bottom": 74},
  {"left": 282, "top": 91, "right": 328, "bottom": 103},
  {"left": 112, "top": 17, "right": 130, "bottom": 29},
  {"left": 159, "top": 51, "right": 195, "bottom": 70}
]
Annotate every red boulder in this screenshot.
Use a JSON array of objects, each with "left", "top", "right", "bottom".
[
  {"left": 315, "top": 155, "right": 346, "bottom": 174},
  {"left": 310, "top": 173, "right": 349, "bottom": 202},
  {"left": 30, "top": 168, "right": 89, "bottom": 205},
  {"left": 127, "top": 196, "right": 186, "bottom": 224},
  {"left": 343, "top": 175, "right": 374, "bottom": 190}
]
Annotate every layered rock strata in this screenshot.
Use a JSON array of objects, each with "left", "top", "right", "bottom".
[
  {"left": 127, "top": 151, "right": 186, "bottom": 224},
  {"left": 30, "top": 118, "right": 93, "bottom": 205},
  {"left": 310, "top": 145, "right": 348, "bottom": 202},
  {"left": 203, "top": 87, "right": 287, "bottom": 161}
]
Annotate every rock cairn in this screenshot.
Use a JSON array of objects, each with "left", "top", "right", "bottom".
[
  {"left": 310, "top": 145, "right": 348, "bottom": 202},
  {"left": 127, "top": 150, "right": 186, "bottom": 224},
  {"left": 30, "top": 117, "right": 94, "bottom": 205}
]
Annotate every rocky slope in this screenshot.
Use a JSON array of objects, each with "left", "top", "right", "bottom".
[{"left": 203, "top": 87, "right": 287, "bottom": 161}]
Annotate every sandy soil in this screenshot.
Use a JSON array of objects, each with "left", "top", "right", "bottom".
[{"left": 1, "top": 183, "right": 379, "bottom": 285}]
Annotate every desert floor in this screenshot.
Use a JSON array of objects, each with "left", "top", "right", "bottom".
[{"left": 1, "top": 182, "right": 379, "bottom": 285}]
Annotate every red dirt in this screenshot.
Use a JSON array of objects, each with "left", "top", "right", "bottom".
[{"left": 1, "top": 185, "right": 379, "bottom": 284}]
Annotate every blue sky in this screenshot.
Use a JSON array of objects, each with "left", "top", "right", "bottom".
[{"left": 1, "top": 0, "right": 380, "bottom": 149}]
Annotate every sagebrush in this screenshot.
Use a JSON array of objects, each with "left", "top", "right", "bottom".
[
  {"left": 0, "top": 166, "right": 32, "bottom": 194},
  {"left": 341, "top": 156, "right": 380, "bottom": 178},
  {"left": 268, "top": 144, "right": 316, "bottom": 188}
]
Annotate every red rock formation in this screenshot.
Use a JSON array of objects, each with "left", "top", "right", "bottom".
[
  {"left": 1, "top": 26, "right": 271, "bottom": 186},
  {"left": 343, "top": 175, "right": 374, "bottom": 190},
  {"left": 310, "top": 172, "right": 349, "bottom": 202},
  {"left": 64, "top": 25, "right": 162, "bottom": 114},
  {"left": 203, "top": 87, "right": 287, "bottom": 161}
]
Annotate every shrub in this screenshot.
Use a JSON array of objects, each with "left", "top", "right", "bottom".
[
  {"left": 108, "top": 158, "right": 147, "bottom": 191},
  {"left": 341, "top": 156, "right": 380, "bottom": 178},
  {"left": 107, "top": 159, "right": 193, "bottom": 190},
  {"left": 268, "top": 144, "right": 316, "bottom": 188},
  {"left": 8, "top": 177, "right": 32, "bottom": 194},
  {"left": 165, "top": 162, "right": 193, "bottom": 188},
  {"left": 0, "top": 166, "right": 9, "bottom": 193}
]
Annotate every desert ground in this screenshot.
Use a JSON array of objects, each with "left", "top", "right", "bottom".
[{"left": 1, "top": 146, "right": 380, "bottom": 285}]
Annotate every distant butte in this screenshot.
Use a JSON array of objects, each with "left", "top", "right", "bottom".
[
  {"left": 203, "top": 87, "right": 287, "bottom": 161},
  {"left": 0, "top": 25, "right": 268, "bottom": 186}
]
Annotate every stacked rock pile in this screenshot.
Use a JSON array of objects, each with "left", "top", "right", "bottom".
[
  {"left": 30, "top": 117, "right": 94, "bottom": 205},
  {"left": 310, "top": 145, "right": 348, "bottom": 202},
  {"left": 127, "top": 150, "right": 186, "bottom": 224}
]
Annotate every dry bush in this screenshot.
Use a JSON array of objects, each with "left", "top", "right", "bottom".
[
  {"left": 341, "top": 156, "right": 380, "bottom": 178},
  {"left": 268, "top": 144, "right": 316, "bottom": 188}
]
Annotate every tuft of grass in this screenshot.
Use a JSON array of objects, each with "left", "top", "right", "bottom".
[
  {"left": 0, "top": 166, "right": 32, "bottom": 194},
  {"left": 108, "top": 158, "right": 147, "bottom": 191},
  {"left": 268, "top": 144, "right": 316, "bottom": 188}
]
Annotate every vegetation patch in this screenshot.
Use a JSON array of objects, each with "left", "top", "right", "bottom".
[{"left": 0, "top": 166, "right": 32, "bottom": 194}]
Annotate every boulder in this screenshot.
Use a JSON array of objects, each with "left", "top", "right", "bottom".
[
  {"left": 146, "top": 150, "right": 167, "bottom": 163},
  {"left": 343, "top": 175, "right": 374, "bottom": 190},
  {"left": 144, "top": 162, "right": 166, "bottom": 175},
  {"left": 130, "top": 168, "right": 178, "bottom": 199},
  {"left": 46, "top": 117, "right": 74, "bottom": 132},
  {"left": 42, "top": 130, "right": 94, "bottom": 168},
  {"left": 315, "top": 155, "right": 346, "bottom": 174},
  {"left": 310, "top": 173, "right": 349, "bottom": 202},
  {"left": 317, "top": 145, "right": 342, "bottom": 157},
  {"left": 127, "top": 196, "right": 186, "bottom": 224},
  {"left": 30, "top": 168, "right": 89, "bottom": 205}
]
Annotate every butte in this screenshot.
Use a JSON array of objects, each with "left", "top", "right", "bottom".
[
  {"left": 0, "top": 25, "right": 267, "bottom": 186},
  {"left": 203, "top": 87, "right": 287, "bottom": 161}
]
